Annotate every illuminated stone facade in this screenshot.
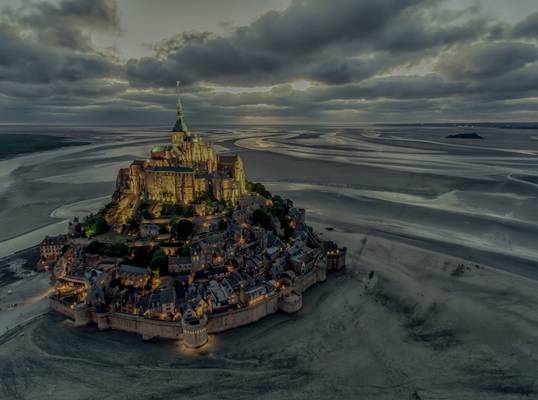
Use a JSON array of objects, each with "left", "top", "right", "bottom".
[{"left": 108, "top": 83, "right": 247, "bottom": 225}]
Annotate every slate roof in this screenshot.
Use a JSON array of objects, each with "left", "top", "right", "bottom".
[{"left": 120, "top": 265, "right": 148, "bottom": 275}]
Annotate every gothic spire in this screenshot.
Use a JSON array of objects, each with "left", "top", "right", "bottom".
[{"left": 173, "top": 80, "right": 189, "bottom": 133}]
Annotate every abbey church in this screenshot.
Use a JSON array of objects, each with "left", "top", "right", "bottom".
[{"left": 107, "top": 82, "right": 247, "bottom": 225}]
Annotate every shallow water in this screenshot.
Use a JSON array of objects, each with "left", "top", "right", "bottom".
[{"left": 1, "top": 124, "right": 538, "bottom": 399}]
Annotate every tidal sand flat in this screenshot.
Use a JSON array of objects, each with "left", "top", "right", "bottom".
[
  {"left": 0, "top": 133, "right": 89, "bottom": 160},
  {"left": 1, "top": 124, "right": 538, "bottom": 399}
]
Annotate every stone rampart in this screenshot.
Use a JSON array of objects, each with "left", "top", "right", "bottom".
[
  {"left": 207, "top": 294, "right": 279, "bottom": 333},
  {"left": 49, "top": 297, "right": 75, "bottom": 319},
  {"left": 293, "top": 268, "right": 324, "bottom": 293},
  {"left": 102, "top": 313, "right": 183, "bottom": 340},
  {"left": 49, "top": 265, "right": 328, "bottom": 342}
]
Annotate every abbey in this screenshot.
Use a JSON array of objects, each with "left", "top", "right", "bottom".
[{"left": 108, "top": 82, "right": 247, "bottom": 225}]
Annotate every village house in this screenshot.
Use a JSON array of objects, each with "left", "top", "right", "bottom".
[
  {"left": 118, "top": 264, "right": 151, "bottom": 288},
  {"left": 39, "top": 234, "right": 68, "bottom": 270}
]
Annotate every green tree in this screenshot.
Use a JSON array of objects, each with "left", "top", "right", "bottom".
[
  {"left": 171, "top": 219, "right": 194, "bottom": 240},
  {"left": 253, "top": 209, "right": 272, "bottom": 229},
  {"left": 85, "top": 241, "right": 107, "bottom": 254},
  {"left": 127, "top": 219, "right": 139, "bottom": 235},
  {"left": 247, "top": 181, "right": 271, "bottom": 198},
  {"left": 105, "top": 243, "right": 128, "bottom": 257},
  {"left": 130, "top": 246, "right": 151, "bottom": 266},
  {"left": 218, "top": 220, "right": 228, "bottom": 231},
  {"left": 268, "top": 195, "right": 288, "bottom": 219},
  {"left": 181, "top": 206, "right": 194, "bottom": 218},
  {"left": 162, "top": 204, "right": 194, "bottom": 218},
  {"left": 141, "top": 209, "right": 153, "bottom": 220},
  {"left": 150, "top": 249, "right": 168, "bottom": 276},
  {"left": 82, "top": 213, "right": 109, "bottom": 237}
]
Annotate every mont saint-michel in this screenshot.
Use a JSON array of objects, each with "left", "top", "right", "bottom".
[
  {"left": 44, "top": 83, "right": 346, "bottom": 348},
  {"left": 3, "top": 1, "right": 538, "bottom": 398}
]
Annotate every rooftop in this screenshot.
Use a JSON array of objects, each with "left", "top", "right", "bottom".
[{"left": 120, "top": 265, "right": 148, "bottom": 275}]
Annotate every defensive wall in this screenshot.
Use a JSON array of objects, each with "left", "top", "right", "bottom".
[
  {"left": 49, "top": 297, "right": 75, "bottom": 319},
  {"left": 206, "top": 294, "right": 280, "bottom": 333},
  {"left": 49, "top": 264, "right": 327, "bottom": 343}
]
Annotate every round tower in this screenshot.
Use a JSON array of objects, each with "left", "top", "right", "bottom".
[
  {"left": 317, "top": 259, "right": 327, "bottom": 282},
  {"left": 278, "top": 291, "right": 303, "bottom": 314},
  {"left": 96, "top": 312, "right": 110, "bottom": 330},
  {"left": 181, "top": 309, "right": 208, "bottom": 349},
  {"left": 73, "top": 303, "right": 91, "bottom": 327}
]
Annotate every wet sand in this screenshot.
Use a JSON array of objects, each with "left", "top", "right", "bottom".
[{"left": 1, "top": 124, "right": 538, "bottom": 399}]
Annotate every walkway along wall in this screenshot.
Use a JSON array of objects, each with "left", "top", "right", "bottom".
[
  {"left": 293, "top": 267, "right": 326, "bottom": 293},
  {"left": 49, "top": 298, "right": 182, "bottom": 340},
  {"left": 99, "top": 312, "right": 182, "bottom": 340},
  {"left": 207, "top": 294, "right": 279, "bottom": 333}
]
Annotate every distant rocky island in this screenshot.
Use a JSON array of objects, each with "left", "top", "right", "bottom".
[
  {"left": 42, "top": 82, "right": 346, "bottom": 349},
  {"left": 445, "top": 132, "right": 483, "bottom": 139}
]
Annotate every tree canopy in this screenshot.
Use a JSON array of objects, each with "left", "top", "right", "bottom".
[
  {"left": 85, "top": 241, "right": 128, "bottom": 257},
  {"left": 171, "top": 219, "right": 194, "bottom": 240},
  {"left": 247, "top": 181, "right": 271, "bottom": 198},
  {"left": 253, "top": 209, "right": 272, "bottom": 229},
  {"left": 218, "top": 219, "right": 228, "bottom": 231},
  {"left": 150, "top": 249, "right": 168, "bottom": 276},
  {"left": 82, "top": 213, "right": 109, "bottom": 237},
  {"left": 161, "top": 204, "right": 194, "bottom": 218}
]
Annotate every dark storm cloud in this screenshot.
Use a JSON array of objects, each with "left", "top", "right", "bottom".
[
  {"left": 0, "top": 28, "right": 119, "bottom": 84},
  {"left": 511, "top": 12, "right": 538, "bottom": 38},
  {"left": 1, "top": 0, "right": 538, "bottom": 124},
  {"left": 4, "top": 0, "right": 120, "bottom": 50},
  {"left": 0, "top": 0, "right": 121, "bottom": 97},
  {"left": 125, "top": 0, "right": 489, "bottom": 87},
  {"left": 436, "top": 42, "right": 538, "bottom": 80},
  {"left": 175, "top": 61, "right": 538, "bottom": 122}
]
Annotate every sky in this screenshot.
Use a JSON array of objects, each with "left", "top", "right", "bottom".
[{"left": 0, "top": 0, "right": 538, "bottom": 125}]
